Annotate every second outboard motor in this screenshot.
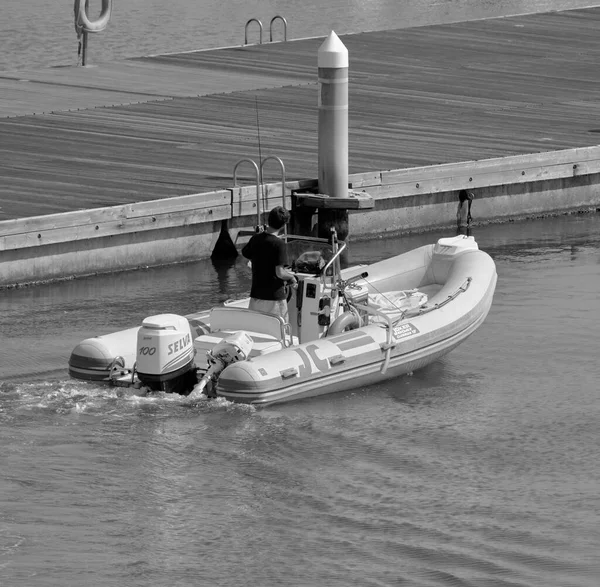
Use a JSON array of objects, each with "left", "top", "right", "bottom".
[
  {"left": 193, "top": 331, "right": 254, "bottom": 398},
  {"left": 136, "top": 314, "right": 197, "bottom": 395}
]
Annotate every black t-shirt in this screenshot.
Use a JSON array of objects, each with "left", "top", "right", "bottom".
[{"left": 242, "top": 232, "right": 289, "bottom": 300}]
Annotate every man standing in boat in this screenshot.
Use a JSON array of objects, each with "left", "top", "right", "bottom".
[{"left": 242, "top": 206, "right": 298, "bottom": 321}]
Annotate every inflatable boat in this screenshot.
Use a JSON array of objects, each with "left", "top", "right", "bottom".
[{"left": 68, "top": 234, "right": 497, "bottom": 406}]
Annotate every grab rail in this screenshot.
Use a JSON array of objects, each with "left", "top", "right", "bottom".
[
  {"left": 260, "top": 156, "right": 287, "bottom": 237},
  {"left": 321, "top": 241, "right": 346, "bottom": 278},
  {"left": 405, "top": 277, "right": 472, "bottom": 317},
  {"left": 233, "top": 158, "right": 261, "bottom": 228},
  {"left": 245, "top": 16, "right": 288, "bottom": 44},
  {"left": 320, "top": 241, "right": 346, "bottom": 290},
  {"left": 285, "top": 235, "right": 330, "bottom": 244},
  {"left": 345, "top": 277, "right": 473, "bottom": 374},
  {"left": 244, "top": 19, "right": 263, "bottom": 45},
  {"left": 269, "top": 16, "right": 288, "bottom": 42}
]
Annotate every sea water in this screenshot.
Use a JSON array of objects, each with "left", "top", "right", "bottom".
[
  {"left": 1, "top": 214, "right": 599, "bottom": 586},
  {"left": 2, "top": 1, "right": 600, "bottom": 584},
  {"left": 2, "top": 0, "right": 599, "bottom": 72}
]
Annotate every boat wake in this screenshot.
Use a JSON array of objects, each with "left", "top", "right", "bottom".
[{"left": 0, "top": 378, "right": 255, "bottom": 418}]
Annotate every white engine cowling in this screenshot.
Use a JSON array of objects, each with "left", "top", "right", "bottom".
[
  {"left": 192, "top": 331, "right": 254, "bottom": 398},
  {"left": 209, "top": 331, "right": 253, "bottom": 365},
  {"left": 136, "top": 314, "right": 197, "bottom": 394}
]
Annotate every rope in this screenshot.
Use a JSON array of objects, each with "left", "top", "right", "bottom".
[{"left": 355, "top": 275, "right": 405, "bottom": 316}]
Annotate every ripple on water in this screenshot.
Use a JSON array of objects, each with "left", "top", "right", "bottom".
[{"left": 0, "top": 378, "right": 259, "bottom": 420}]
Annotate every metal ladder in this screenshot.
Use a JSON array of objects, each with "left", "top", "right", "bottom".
[
  {"left": 244, "top": 16, "right": 288, "bottom": 45},
  {"left": 233, "top": 156, "right": 287, "bottom": 237}
]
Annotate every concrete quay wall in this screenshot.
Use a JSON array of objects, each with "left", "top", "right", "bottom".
[
  {"left": 2, "top": 145, "right": 600, "bottom": 288},
  {"left": 349, "top": 145, "right": 600, "bottom": 235}
]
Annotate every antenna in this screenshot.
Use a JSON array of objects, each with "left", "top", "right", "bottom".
[
  {"left": 255, "top": 96, "right": 263, "bottom": 167},
  {"left": 255, "top": 96, "right": 267, "bottom": 223}
]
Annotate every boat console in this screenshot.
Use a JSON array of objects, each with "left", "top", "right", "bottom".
[{"left": 286, "top": 232, "right": 359, "bottom": 343}]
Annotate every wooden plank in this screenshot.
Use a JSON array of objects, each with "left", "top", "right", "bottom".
[
  {"left": 0, "top": 56, "right": 316, "bottom": 118},
  {"left": 0, "top": 190, "right": 231, "bottom": 237},
  {"left": 294, "top": 192, "right": 375, "bottom": 209},
  {"left": 230, "top": 182, "right": 293, "bottom": 217},
  {"left": 0, "top": 78, "right": 162, "bottom": 118},
  {"left": 378, "top": 161, "right": 599, "bottom": 199},
  {"left": 382, "top": 146, "right": 600, "bottom": 182},
  {"left": 3, "top": 7, "right": 600, "bottom": 224},
  {"left": 125, "top": 191, "right": 230, "bottom": 218},
  {"left": 375, "top": 146, "right": 600, "bottom": 196},
  {"left": 0, "top": 204, "right": 231, "bottom": 251}
]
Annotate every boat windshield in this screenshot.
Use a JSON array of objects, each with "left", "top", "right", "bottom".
[{"left": 285, "top": 235, "right": 335, "bottom": 276}]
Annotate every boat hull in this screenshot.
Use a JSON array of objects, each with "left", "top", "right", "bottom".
[
  {"left": 216, "top": 268, "right": 496, "bottom": 406},
  {"left": 67, "top": 236, "right": 497, "bottom": 406}
]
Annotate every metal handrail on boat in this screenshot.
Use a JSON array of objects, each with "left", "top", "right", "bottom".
[
  {"left": 344, "top": 277, "right": 473, "bottom": 374},
  {"left": 403, "top": 277, "right": 472, "bottom": 318},
  {"left": 285, "top": 234, "right": 330, "bottom": 244},
  {"left": 321, "top": 241, "right": 346, "bottom": 278}
]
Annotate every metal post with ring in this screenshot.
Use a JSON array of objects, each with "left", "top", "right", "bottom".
[{"left": 74, "top": 0, "right": 112, "bottom": 66}]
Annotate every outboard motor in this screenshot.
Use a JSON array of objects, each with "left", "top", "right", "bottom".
[
  {"left": 193, "top": 331, "right": 253, "bottom": 398},
  {"left": 136, "top": 314, "right": 197, "bottom": 395}
]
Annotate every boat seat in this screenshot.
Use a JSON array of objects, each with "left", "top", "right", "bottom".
[
  {"left": 209, "top": 307, "right": 295, "bottom": 349},
  {"left": 194, "top": 331, "right": 285, "bottom": 359}
]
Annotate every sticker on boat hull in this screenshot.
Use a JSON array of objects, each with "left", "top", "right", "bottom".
[{"left": 393, "top": 323, "right": 419, "bottom": 339}]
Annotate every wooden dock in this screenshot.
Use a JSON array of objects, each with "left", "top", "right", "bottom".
[{"left": 2, "top": 6, "right": 600, "bottom": 221}]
